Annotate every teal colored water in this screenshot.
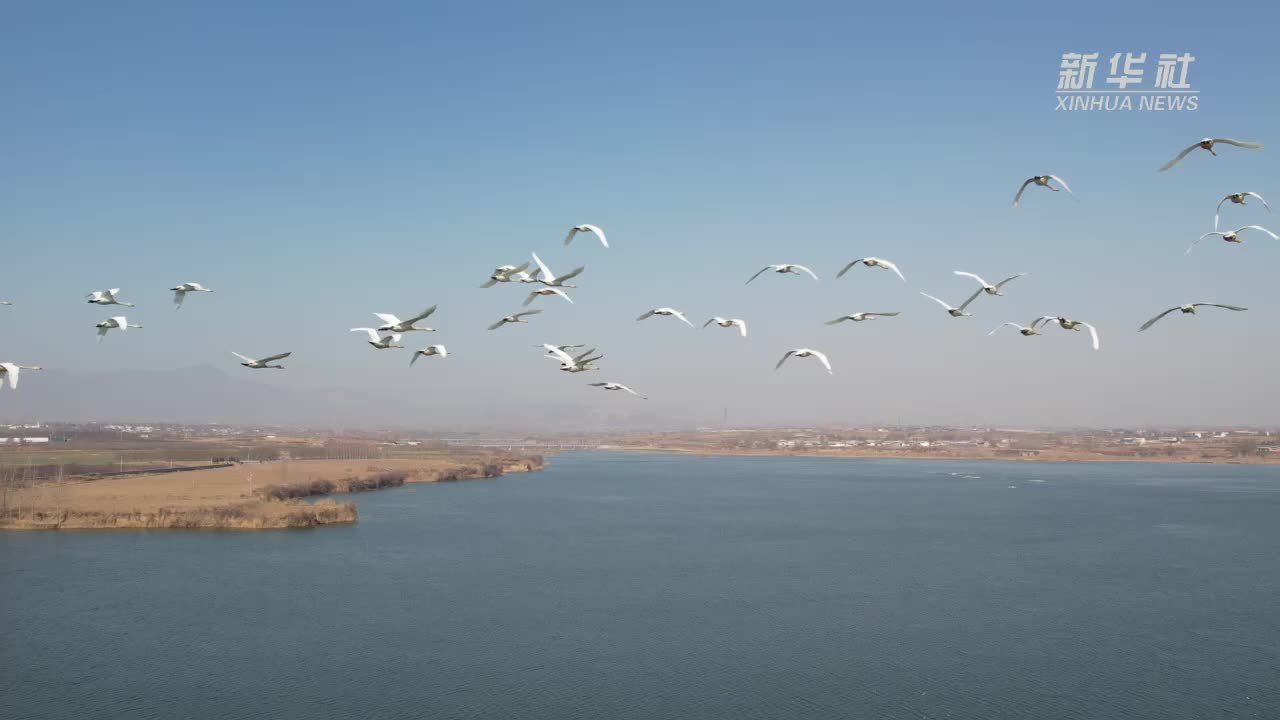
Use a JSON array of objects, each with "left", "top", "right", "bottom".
[{"left": 3, "top": 454, "right": 1279, "bottom": 719}]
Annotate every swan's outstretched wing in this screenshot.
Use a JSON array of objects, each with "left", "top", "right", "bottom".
[
  {"left": 865, "top": 312, "right": 900, "bottom": 318},
  {"left": 0, "top": 363, "right": 18, "bottom": 389},
  {"left": 531, "top": 251, "right": 555, "bottom": 283},
  {"left": 953, "top": 270, "right": 989, "bottom": 288},
  {"left": 1139, "top": 307, "right": 1179, "bottom": 332},
  {"left": 564, "top": 227, "right": 581, "bottom": 246},
  {"left": 1186, "top": 232, "right": 1224, "bottom": 255},
  {"left": 880, "top": 259, "right": 906, "bottom": 282},
  {"left": 637, "top": 310, "right": 656, "bottom": 321},
  {"left": 1012, "top": 178, "right": 1034, "bottom": 207},
  {"left": 1214, "top": 138, "right": 1264, "bottom": 149},
  {"left": 989, "top": 323, "right": 1021, "bottom": 336},
  {"left": 549, "top": 288, "right": 574, "bottom": 303},
  {"left": 672, "top": 310, "right": 694, "bottom": 327},
  {"left": 774, "top": 350, "right": 797, "bottom": 370},
  {"left": 373, "top": 313, "right": 401, "bottom": 326},
  {"left": 580, "top": 224, "right": 608, "bottom": 248},
  {"left": 1081, "top": 322, "right": 1099, "bottom": 350},
  {"left": 1241, "top": 225, "right": 1279, "bottom": 240},
  {"left": 1032, "top": 316, "right": 1059, "bottom": 330},
  {"left": 745, "top": 266, "right": 771, "bottom": 284},
  {"left": 1215, "top": 196, "right": 1232, "bottom": 230},
  {"left": 231, "top": 352, "right": 255, "bottom": 363},
  {"left": 480, "top": 278, "right": 500, "bottom": 288},
  {"left": 792, "top": 264, "right": 819, "bottom": 281},
  {"left": 430, "top": 345, "right": 447, "bottom": 358},
  {"left": 409, "top": 351, "right": 422, "bottom": 366},
  {"left": 956, "top": 288, "right": 984, "bottom": 312},
  {"left": 542, "top": 344, "right": 574, "bottom": 364},
  {"left": 487, "top": 318, "right": 508, "bottom": 330},
  {"left": 350, "top": 328, "right": 379, "bottom": 342},
  {"left": 1246, "top": 192, "right": 1272, "bottom": 213},
  {"left": 1195, "top": 303, "right": 1248, "bottom": 312},
  {"left": 810, "top": 350, "right": 833, "bottom": 374},
  {"left": 618, "top": 384, "right": 644, "bottom": 398},
  {"left": 172, "top": 290, "right": 186, "bottom": 308},
  {"left": 994, "top": 273, "right": 1027, "bottom": 290},
  {"left": 835, "top": 259, "right": 866, "bottom": 278},
  {"left": 1158, "top": 143, "right": 1200, "bottom": 172},
  {"left": 702, "top": 317, "right": 718, "bottom": 328},
  {"left": 920, "top": 292, "right": 952, "bottom": 311},
  {"left": 260, "top": 352, "right": 291, "bottom": 363},
  {"left": 825, "top": 316, "right": 850, "bottom": 325},
  {"left": 557, "top": 265, "right": 586, "bottom": 283},
  {"left": 404, "top": 305, "right": 438, "bottom": 324},
  {"left": 514, "top": 310, "right": 542, "bottom": 319},
  {"left": 1046, "top": 175, "right": 1073, "bottom": 196},
  {"left": 734, "top": 320, "right": 747, "bottom": 337}
]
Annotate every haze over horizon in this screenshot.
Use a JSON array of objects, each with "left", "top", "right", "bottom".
[{"left": 4, "top": 2, "right": 1280, "bottom": 429}]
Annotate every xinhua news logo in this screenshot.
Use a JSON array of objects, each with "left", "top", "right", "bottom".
[{"left": 1056, "top": 52, "right": 1198, "bottom": 112}]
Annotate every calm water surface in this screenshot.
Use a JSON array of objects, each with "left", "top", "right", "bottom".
[{"left": 3, "top": 454, "right": 1279, "bottom": 719}]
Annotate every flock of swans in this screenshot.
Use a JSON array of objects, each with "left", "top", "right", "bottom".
[{"left": 0, "top": 137, "right": 1271, "bottom": 401}]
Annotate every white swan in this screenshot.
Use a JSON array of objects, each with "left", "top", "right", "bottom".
[
  {"left": 350, "top": 328, "right": 404, "bottom": 349},
  {"left": 0, "top": 363, "right": 42, "bottom": 390},
  {"left": 1139, "top": 303, "right": 1247, "bottom": 332},
  {"left": 702, "top": 317, "right": 747, "bottom": 336},
  {"left": 170, "top": 282, "right": 213, "bottom": 308},
  {"left": 637, "top": 308, "right": 694, "bottom": 327},
  {"left": 953, "top": 271, "right": 1026, "bottom": 296},
  {"left": 480, "top": 262, "right": 532, "bottom": 288},
  {"left": 835, "top": 257, "right": 905, "bottom": 282},
  {"left": 564, "top": 224, "right": 609, "bottom": 248},
  {"left": 745, "top": 264, "right": 819, "bottom": 284},
  {"left": 989, "top": 321, "right": 1042, "bottom": 337},
  {"left": 1159, "top": 138, "right": 1264, "bottom": 172},
  {"left": 1035, "top": 317, "right": 1100, "bottom": 350},
  {"left": 775, "top": 348, "right": 832, "bottom": 375},
  {"left": 375, "top": 305, "right": 438, "bottom": 333},
  {"left": 488, "top": 310, "right": 542, "bottom": 330},
  {"left": 1187, "top": 225, "right": 1279, "bottom": 255},
  {"left": 542, "top": 344, "right": 601, "bottom": 373},
  {"left": 588, "top": 382, "right": 646, "bottom": 398},
  {"left": 232, "top": 352, "right": 291, "bottom": 369},
  {"left": 1012, "top": 175, "right": 1073, "bottom": 207},
  {"left": 826, "top": 312, "right": 900, "bottom": 324},
  {"left": 531, "top": 252, "right": 585, "bottom": 288},
  {"left": 96, "top": 316, "right": 142, "bottom": 342},
  {"left": 523, "top": 287, "right": 574, "bottom": 306},
  {"left": 87, "top": 289, "right": 134, "bottom": 307},
  {"left": 1215, "top": 192, "right": 1270, "bottom": 230},
  {"left": 920, "top": 289, "right": 983, "bottom": 317},
  {"left": 410, "top": 345, "right": 448, "bottom": 365}
]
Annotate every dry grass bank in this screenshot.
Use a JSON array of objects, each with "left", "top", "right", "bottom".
[{"left": 1, "top": 453, "right": 543, "bottom": 531}]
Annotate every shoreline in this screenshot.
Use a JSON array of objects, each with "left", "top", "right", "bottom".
[
  {"left": 1, "top": 454, "right": 545, "bottom": 532},
  {"left": 596, "top": 445, "right": 1280, "bottom": 466}
]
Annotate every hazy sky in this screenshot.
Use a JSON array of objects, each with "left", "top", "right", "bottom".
[{"left": 3, "top": 1, "right": 1279, "bottom": 429}]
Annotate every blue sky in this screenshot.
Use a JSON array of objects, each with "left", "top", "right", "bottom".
[{"left": 3, "top": 1, "right": 1279, "bottom": 428}]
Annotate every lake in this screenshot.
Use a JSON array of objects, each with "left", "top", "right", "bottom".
[{"left": 3, "top": 453, "right": 1279, "bottom": 719}]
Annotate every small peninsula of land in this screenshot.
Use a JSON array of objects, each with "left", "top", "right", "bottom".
[{"left": 1, "top": 438, "right": 543, "bottom": 531}]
